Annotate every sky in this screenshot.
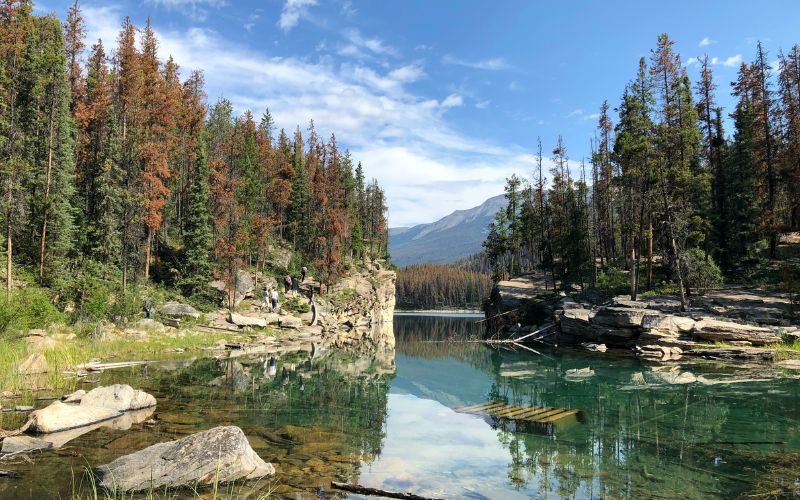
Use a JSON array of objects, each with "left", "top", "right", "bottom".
[{"left": 37, "top": 0, "right": 800, "bottom": 227}]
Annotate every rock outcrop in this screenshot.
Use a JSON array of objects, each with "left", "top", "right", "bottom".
[
  {"left": 80, "top": 384, "right": 157, "bottom": 412},
  {"left": 95, "top": 426, "right": 274, "bottom": 492},
  {"left": 555, "top": 295, "right": 787, "bottom": 351},
  {"left": 159, "top": 302, "right": 201, "bottom": 320}
]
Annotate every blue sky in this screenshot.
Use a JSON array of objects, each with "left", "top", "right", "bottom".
[{"left": 39, "top": 0, "right": 800, "bottom": 227}]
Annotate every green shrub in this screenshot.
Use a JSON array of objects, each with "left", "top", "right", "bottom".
[
  {"left": 283, "top": 296, "right": 310, "bottom": 314},
  {"left": 682, "top": 248, "right": 723, "bottom": 294},
  {"left": 595, "top": 266, "right": 629, "bottom": 295},
  {"left": 0, "top": 287, "right": 65, "bottom": 336}
]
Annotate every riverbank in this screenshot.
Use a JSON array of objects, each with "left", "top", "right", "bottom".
[{"left": 484, "top": 274, "right": 800, "bottom": 366}]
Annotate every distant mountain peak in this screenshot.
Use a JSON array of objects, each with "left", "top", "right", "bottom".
[{"left": 389, "top": 194, "right": 505, "bottom": 267}]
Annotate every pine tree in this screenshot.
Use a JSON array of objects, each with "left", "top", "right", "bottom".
[
  {"left": 779, "top": 46, "right": 800, "bottom": 229},
  {"left": 179, "top": 137, "right": 213, "bottom": 296},
  {"left": 62, "top": 0, "right": 84, "bottom": 113}
]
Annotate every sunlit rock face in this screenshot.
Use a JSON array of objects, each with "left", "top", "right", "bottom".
[{"left": 319, "top": 266, "right": 396, "bottom": 353}]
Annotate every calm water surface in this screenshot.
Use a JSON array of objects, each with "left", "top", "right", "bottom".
[{"left": 2, "top": 314, "right": 800, "bottom": 498}]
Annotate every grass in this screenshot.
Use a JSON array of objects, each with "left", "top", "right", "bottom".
[{"left": 0, "top": 324, "right": 267, "bottom": 400}]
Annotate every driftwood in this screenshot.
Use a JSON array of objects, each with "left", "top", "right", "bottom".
[{"left": 330, "top": 482, "right": 442, "bottom": 500}]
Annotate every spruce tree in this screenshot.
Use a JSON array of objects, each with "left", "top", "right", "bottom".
[{"left": 180, "top": 138, "right": 213, "bottom": 297}]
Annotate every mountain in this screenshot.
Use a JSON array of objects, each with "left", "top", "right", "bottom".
[{"left": 389, "top": 194, "right": 505, "bottom": 268}]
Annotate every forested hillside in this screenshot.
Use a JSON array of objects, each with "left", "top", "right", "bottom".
[
  {"left": 0, "top": 1, "right": 388, "bottom": 317},
  {"left": 484, "top": 34, "right": 800, "bottom": 307},
  {"left": 396, "top": 264, "right": 492, "bottom": 310}
]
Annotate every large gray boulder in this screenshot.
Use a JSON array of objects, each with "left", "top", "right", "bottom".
[
  {"left": 228, "top": 312, "right": 267, "bottom": 328},
  {"left": 95, "top": 426, "right": 274, "bottom": 492},
  {"left": 641, "top": 314, "right": 695, "bottom": 336},
  {"left": 80, "top": 384, "right": 156, "bottom": 411},
  {"left": 27, "top": 401, "right": 122, "bottom": 433},
  {"left": 210, "top": 270, "right": 255, "bottom": 307},
  {"left": 279, "top": 315, "right": 302, "bottom": 329},
  {"left": 159, "top": 302, "right": 200, "bottom": 320}
]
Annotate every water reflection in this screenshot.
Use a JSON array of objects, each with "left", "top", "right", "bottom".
[
  {"left": 3, "top": 316, "right": 800, "bottom": 499},
  {"left": 385, "top": 314, "right": 800, "bottom": 499}
]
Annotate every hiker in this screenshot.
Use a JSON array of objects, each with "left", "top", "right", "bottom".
[
  {"left": 301, "top": 266, "right": 307, "bottom": 282},
  {"left": 270, "top": 288, "right": 279, "bottom": 312},
  {"left": 292, "top": 275, "right": 299, "bottom": 293},
  {"left": 284, "top": 274, "right": 292, "bottom": 293}
]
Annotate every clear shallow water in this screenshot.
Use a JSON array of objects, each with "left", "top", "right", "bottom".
[{"left": 2, "top": 314, "right": 800, "bottom": 498}]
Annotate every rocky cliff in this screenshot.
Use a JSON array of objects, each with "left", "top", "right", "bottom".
[{"left": 317, "top": 264, "right": 397, "bottom": 352}]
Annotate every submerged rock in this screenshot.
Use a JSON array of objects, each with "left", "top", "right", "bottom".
[
  {"left": 80, "top": 385, "right": 156, "bottom": 411},
  {"left": 95, "top": 426, "right": 275, "bottom": 492},
  {"left": 1, "top": 435, "right": 53, "bottom": 454}
]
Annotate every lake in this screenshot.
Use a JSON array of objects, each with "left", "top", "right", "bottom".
[{"left": 2, "top": 314, "right": 799, "bottom": 498}]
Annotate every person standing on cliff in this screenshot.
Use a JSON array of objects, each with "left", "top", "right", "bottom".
[
  {"left": 301, "top": 266, "right": 307, "bottom": 282},
  {"left": 270, "top": 288, "right": 279, "bottom": 312},
  {"left": 284, "top": 274, "right": 292, "bottom": 293}
]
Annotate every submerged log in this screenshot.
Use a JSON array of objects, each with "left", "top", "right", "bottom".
[{"left": 330, "top": 482, "right": 442, "bottom": 500}]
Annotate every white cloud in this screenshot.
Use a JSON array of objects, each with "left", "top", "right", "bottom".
[
  {"left": 440, "top": 94, "right": 463, "bottom": 110},
  {"left": 338, "top": 28, "right": 397, "bottom": 58},
  {"left": 146, "top": 0, "right": 226, "bottom": 22},
  {"left": 81, "top": 6, "right": 538, "bottom": 226},
  {"left": 441, "top": 54, "right": 510, "bottom": 71},
  {"left": 475, "top": 99, "right": 490, "bottom": 109},
  {"left": 278, "top": 0, "right": 317, "bottom": 32},
  {"left": 566, "top": 108, "right": 584, "bottom": 118},
  {"left": 711, "top": 54, "right": 742, "bottom": 67},
  {"left": 388, "top": 64, "right": 425, "bottom": 83},
  {"left": 685, "top": 56, "right": 699, "bottom": 67},
  {"left": 699, "top": 37, "right": 715, "bottom": 47}
]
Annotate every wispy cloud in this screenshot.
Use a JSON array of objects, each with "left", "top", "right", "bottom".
[
  {"left": 441, "top": 54, "right": 510, "bottom": 71},
  {"left": 475, "top": 99, "right": 490, "bottom": 109},
  {"left": 440, "top": 94, "right": 463, "bottom": 110},
  {"left": 711, "top": 54, "right": 742, "bottom": 67},
  {"left": 699, "top": 37, "right": 715, "bottom": 47},
  {"left": 278, "top": 0, "right": 317, "bottom": 32},
  {"left": 146, "top": 0, "right": 226, "bottom": 22},
  {"left": 685, "top": 56, "right": 699, "bottom": 67},
  {"left": 338, "top": 28, "right": 397, "bottom": 58}
]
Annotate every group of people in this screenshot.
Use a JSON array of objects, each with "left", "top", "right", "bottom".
[{"left": 262, "top": 266, "right": 308, "bottom": 312}]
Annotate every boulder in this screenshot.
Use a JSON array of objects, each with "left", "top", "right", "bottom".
[
  {"left": 132, "top": 319, "right": 166, "bottom": 331},
  {"left": 210, "top": 270, "right": 255, "bottom": 307},
  {"left": 26, "top": 401, "right": 122, "bottom": 433},
  {"left": 692, "top": 318, "right": 782, "bottom": 346},
  {"left": 559, "top": 308, "right": 593, "bottom": 336},
  {"left": 95, "top": 426, "right": 274, "bottom": 492},
  {"left": 26, "top": 335, "right": 57, "bottom": 351},
  {"left": 62, "top": 389, "right": 86, "bottom": 404},
  {"left": 159, "top": 302, "right": 200, "bottom": 320},
  {"left": 228, "top": 312, "right": 267, "bottom": 328},
  {"left": 592, "top": 307, "right": 648, "bottom": 329},
  {"left": 18, "top": 353, "right": 49, "bottom": 375},
  {"left": 641, "top": 314, "right": 695, "bottom": 336},
  {"left": 80, "top": 385, "right": 156, "bottom": 411},
  {"left": 279, "top": 315, "right": 302, "bottom": 329},
  {"left": 1, "top": 435, "right": 54, "bottom": 454}
]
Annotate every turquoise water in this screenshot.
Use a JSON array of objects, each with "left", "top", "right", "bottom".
[{"left": 2, "top": 314, "right": 799, "bottom": 498}]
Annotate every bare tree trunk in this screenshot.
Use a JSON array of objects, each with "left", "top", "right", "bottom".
[
  {"left": 6, "top": 220, "right": 11, "bottom": 298},
  {"left": 144, "top": 229, "right": 152, "bottom": 280},
  {"left": 630, "top": 244, "right": 637, "bottom": 300},
  {"left": 647, "top": 221, "right": 654, "bottom": 290},
  {"left": 39, "top": 114, "right": 55, "bottom": 281}
]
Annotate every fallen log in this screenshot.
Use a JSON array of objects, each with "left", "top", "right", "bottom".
[{"left": 330, "top": 481, "right": 442, "bottom": 500}]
